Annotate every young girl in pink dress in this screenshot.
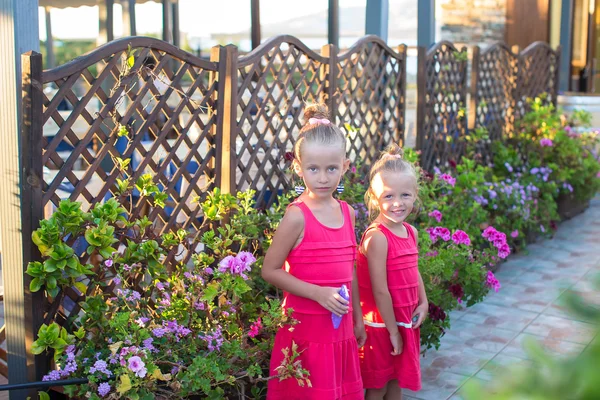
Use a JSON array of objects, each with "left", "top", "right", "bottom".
[
  {"left": 262, "top": 104, "right": 366, "bottom": 400},
  {"left": 357, "top": 144, "right": 429, "bottom": 399}
]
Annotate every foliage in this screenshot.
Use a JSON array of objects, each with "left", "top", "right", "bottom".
[{"left": 28, "top": 189, "right": 304, "bottom": 400}]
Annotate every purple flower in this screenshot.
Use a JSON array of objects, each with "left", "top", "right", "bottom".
[
  {"left": 504, "top": 162, "right": 513, "bottom": 172},
  {"left": 428, "top": 210, "right": 443, "bottom": 223},
  {"left": 42, "top": 370, "right": 62, "bottom": 381},
  {"left": 540, "top": 138, "right": 553, "bottom": 147},
  {"left": 540, "top": 224, "right": 546, "bottom": 233},
  {"left": 135, "top": 317, "right": 150, "bottom": 327},
  {"left": 200, "top": 326, "right": 224, "bottom": 352},
  {"left": 511, "top": 230, "right": 519, "bottom": 238},
  {"left": 194, "top": 301, "right": 206, "bottom": 310},
  {"left": 143, "top": 337, "right": 156, "bottom": 352},
  {"left": 113, "top": 275, "right": 121, "bottom": 286},
  {"left": 451, "top": 230, "right": 471, "bottom": 246},
  {"left": 152, "top": 327, "right": 168, "bottom": 337},
  {"left": 104, "top": 259, "right": 113, "bottom": 268},
  {"left": 123, "top": 263, "right": 132, "bottom": 271},
  {"left": 205, "top": 267, "right": 214, "bottom": 275},
  {"left": 98, "top": 382, "right": 111, "bottom": 397}
]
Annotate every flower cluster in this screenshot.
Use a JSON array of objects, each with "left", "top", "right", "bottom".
[
  {"left": 428, "top": 210, "right": 443, "bottom": 223},
  {"left": 42, "top": 345, "right": 78, "bottom": 381},
  {"left": 451, "top": 230, "right": 471, "bottom": 246},
  {"left": 199, "top": 326, "right": 224, "bottom": 352},
  {"left": 540, "top": 138, "right": 553, "bottom": 147},
  {"left": 248, "top": 318, "right": 262, "bottom": 338},
  {"left": 152, "top": 320, "right": 192, "bottom": 342},
  {"left": 428, "top": 303, "right": 446, "bottom": 322},
  {"left": 486, "top": 270, "right": 501, "bottom": 293},
  {"left": 426, "top": 226, "right": 451, "bottom": 242},
  {"left": 439, "top": 173, "right": 456, "bottom": 187},
  {"left": 482, "top": 226, "right": 511, "bottom": 259},
  {"left": 218, "top": 251, "right": 256, "bottom": 280}
]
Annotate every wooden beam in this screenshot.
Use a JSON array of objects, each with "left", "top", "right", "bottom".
[
  {"left": 172, "top": 0, "right": 179, "bottom": 47},
  {"left": 122, "top": 0, "right": 136, "bottom": 36},
  {"left": 328, "top": 0, "right": 339, "bottom": 47},
  {"left": 559, "top": 0, "right": 574, "bottom": 91},
  {"left": 365, "top": 0, "right": 389, "bottom": 41},
  {"left": 251, "top": 0, "right": 261, "bottom": 49},
  {"left": 44, "top": 6, "right": 55, "bottom": 68},
  {"left": 0, "top": 0, "right": 42, "bottom": 397},
  {"left": 417, "top": 0, "right": 435, "bottom": 48},
  {"left": 162, "top": 0, "right": 171, "bottom": 43}
]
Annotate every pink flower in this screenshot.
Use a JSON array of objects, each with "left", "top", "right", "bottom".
[
  {"left": 426, "top": 227, "right": 438, "bottom": 242},
  {"left": 439, "top": 173, "right": 456, "bottom": 187},
  {"left": 486, "top": 271, "right": 501, "bottom": 292},
  {"left": 428, "top": 210, "right": 443, "bottom": 223},
  {"left": 451, "top": 230, "right": 471, "bottom": 246},
  {"left": 482, "top": 226, "right": 497, "bottom": 239},
  {"left": 248, "top": 318, "right": 262, "bottom": 338},
  {"left": 434, "top": 227, "right": 451, "bottom": 241},
  {"left": 497, "top": 243, "right": 511, "bottom": 259},
  {"left": 540, "top": 138, "right": 553, "bottom": 147},
  {"left": 351, "top": 166, "right": 357, "bottom": 173},
  {"left": 510, "top": 230, "right": 519, "bottom": 238},
  {"left": 127, "top": 356, "right": 147, "bottom": 378}
]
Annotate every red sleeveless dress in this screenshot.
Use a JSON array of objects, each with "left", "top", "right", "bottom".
[
  {"left": 267, "top": 200, "right": 364, "bottom": 400},
  {"left": 357, "top": 222, "right": 421, "bottom": 391}
]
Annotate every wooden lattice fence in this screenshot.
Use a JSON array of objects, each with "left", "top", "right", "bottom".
[
  {"left": 416, "top": 41, "right": 468, "bottom": 172},
  {"left": 4, "top": 35, "right": 561, "bottom": 380}
]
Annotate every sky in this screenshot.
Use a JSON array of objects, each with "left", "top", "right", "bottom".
[{"left": 39, "top": 0, "right": 369, "bottom": 40}]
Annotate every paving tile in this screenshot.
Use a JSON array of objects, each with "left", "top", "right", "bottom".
[
  {"left": 483, "top": 283, "right": 559, "bottom": 313},
  {"left": 474, "top": 354, "right": 532, "bottom": 381},
  {"left": 458, "top": 302, "right": 539, "bottom": 332},
  {"left": 419, "top": 346, "right": 496, "bottom": 377},
  {"left": 440, "top": 320, "right": 519, "bottom": 353},
  {"left": 404, "top": 370, "right": 469, "bottom": 400},
  {"left": 500, "top": 332, "right": 586, "bottom": 360},
  {"left": 523, "top": 314, "right": 597, "bottom": 345}
]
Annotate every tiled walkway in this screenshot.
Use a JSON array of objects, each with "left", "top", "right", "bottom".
[{"left": 404, "top": 198, "right": 600, "bottom": 400}]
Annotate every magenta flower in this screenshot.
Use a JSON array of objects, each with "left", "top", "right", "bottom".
[
  {"left": 428, "top": 210, "right": 443, "bottom": 223},
  {"left": 248, "top": 318, "right": 262, "bottom": 338},
  {"left": 434, "top": 227, "right": 451, "bottom": 241},
  {"left": 104, "top": 259, "right": 113, "bottom": 268},
  {"left": 540, "top": 138, "right": 553, "bottom": 147},
  {"left": 510, "top": 230, "right": 519, "bottom": 238},
  {"left": 351, "top": 166, "right": 357, "bottom": 173},
  {"left": 439, "top": 173, "right": 456, "bottom": 187},
  {"left": 486, "top": 270, "right": 501, "bottom": 292},
  {"left": 451, "top": 230, "right": 471, "bottom": 246}
]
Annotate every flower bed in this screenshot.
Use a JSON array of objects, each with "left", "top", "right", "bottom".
[{"left": 28, "top": 100, "right": 600, "bottom": 398}]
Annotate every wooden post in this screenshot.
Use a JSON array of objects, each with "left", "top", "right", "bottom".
[
  {"left": 44, "top": 7, "right": 54, "bottom": 68},
  {"left": 328, "top": 0, "right": 339, "bottom": 47},
  {"left": 0, "top": 0, "right": 41, "bottom": 396},
  {"left": 365, "top": 0, "right": 389, "bottom": 41},
  {"left": 20, "top": 51, "right": 48, "bottom": 385},
  {"left": 554, "top": 45, "right": 562, "bottom": 104},
  {"left": 417, "top": 0, "right": 435, "bottom": 48},
  {"left": 211, "top": 45, "right": 238, "bottom": 195},
  {"left": 172, "top": 0, "right": 180, "bottom": 47},
  {"left": 320, "top": 44, "right": 337, "bottom": 120},
  {"left": 162, "top": 0, "right": 172, "bottom": 43},
  {"left": 416, "top": 46, "right": 427, "bottom": 152},
  {"left": 559, "top": 0, "right": 573, "bottom": 91},
  {"left": 251, "top": 0, "right": 261, "bottom": 49},
  {"left": 98, "top": 0, "right": 114, "bottom": 45},
  {"left": 398, "top": 44, "right": 407, "bottom": 146},
  {"left": 122, "top": 0, "right": 136, "bottom": 37},
  {"left": 469, "top": 45, "right": 480, "bottom": 130}
]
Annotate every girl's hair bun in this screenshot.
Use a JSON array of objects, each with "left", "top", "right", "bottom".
[
  {"left": 304, "top": 103, "right": 330, "bottom": 122},
  {"left": 384, "top": 142, "right": 404, "bottom": 159}
]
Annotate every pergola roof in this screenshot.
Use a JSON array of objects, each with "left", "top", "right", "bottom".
[{"left": 39, "top": 0, "right": 156, "bottom": 9}]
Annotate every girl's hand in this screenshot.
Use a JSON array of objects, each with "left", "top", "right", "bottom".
[
  {"left": 315, "top": 286, "right": 349, "bottom": 316},
  {"left": 390, "top": 330, "right": 403, "bottom": 355},
  {"left": 354, "top": 321, "right": 367, "bottom": 347},
  {"left": 412, "top": 302, "right": 429, "bottom": 329}
]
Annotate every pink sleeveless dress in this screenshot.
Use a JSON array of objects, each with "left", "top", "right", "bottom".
[
  {"left": 267, "top": 200, "right": 364, "bottom": 400},
  {"left": 357, "top": 222, "right": 421, "bottom": 391}
]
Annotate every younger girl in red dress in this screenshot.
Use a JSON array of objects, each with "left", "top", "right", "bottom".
[
  {"left": 357, "top": 144, "right": 428, "bottom": 399},
  {"left": 262, "top": 104, "right": 366, "bottom": 400}
]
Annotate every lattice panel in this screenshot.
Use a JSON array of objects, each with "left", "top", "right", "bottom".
[
  {"left": 236, "top": 38, "right": 328, "bottom": 208},
  {"left": 336, "top": 39, "right": 406, "bottom": 168},
  {"left": 514, "top": 42, "right": 560, "bottom": 120},
  {"left": 474, "top": 44, "right": 519, "bottom": 142},
  {"left": 419, "top": 42, "right": 468, "bottom": 172}
]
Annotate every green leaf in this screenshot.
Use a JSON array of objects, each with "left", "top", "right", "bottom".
[
  {"left": 74, "top": 326, "right": 85, "bottom": 339},
  {"left": 30, "top": 341, "right": 46, "bottom": 355},
  {"left": 47, "top": 286, "right": 60, "bottom": 298},
  {"left": 38, "top": 391, "right": 51, "bottom": 400},
  {"left": 47, "top": 323, "right": 60, "bottom": 341},
  {"left": 127, "top": 55, "right": 135, "bottom": 68},
  {"left": 30, "top": 278, "right": 43, "bottom": 292},
  {"left": 46, "top": 276, "right": 57, "bottom": 290},
  {"left": 74, "top": 281, "right": 87, "bottom": 294}
]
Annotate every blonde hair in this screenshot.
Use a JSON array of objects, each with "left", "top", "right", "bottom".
[
  {"left": 293, "top": 103, "right": 347, "bottom": 160},
  {"left": 365, "top": 143, "right": 420, "bottom": 220}
]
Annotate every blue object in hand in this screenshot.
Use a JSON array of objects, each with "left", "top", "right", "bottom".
[{"left": 332, "top": 284, "right": 350, "bottom": 329}]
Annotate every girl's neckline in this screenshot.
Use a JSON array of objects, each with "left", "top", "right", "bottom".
[
  {"left": 298, "top": 199, "right": 345, "bottom": 230},
  {"left": 378, "top": 221, "right": 410, "bottom": 239}
]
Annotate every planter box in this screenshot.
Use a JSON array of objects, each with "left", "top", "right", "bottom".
[{"left": 557, "top": 193, "right": 590, "bottom": 221}]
